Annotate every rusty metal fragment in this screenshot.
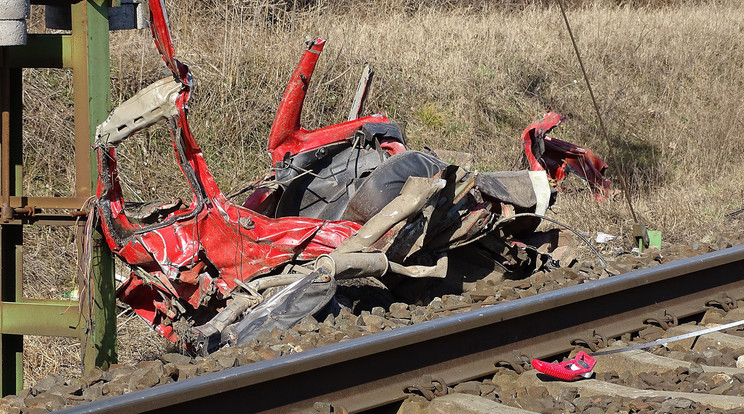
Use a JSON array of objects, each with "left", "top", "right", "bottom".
[{"left": 522, "top": 112, "right": 611, "bottom": 198}]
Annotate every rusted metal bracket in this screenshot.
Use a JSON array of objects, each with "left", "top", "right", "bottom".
[
  {"left": 707, "top": 294, "right": 737, "bottom": 312},
  {"left": 495, "top": 351, "right": 532, "bottom": 374},
  {"left": 404, "top": 375, "right": 449, "bottom": 401},
  {"left": 571, "top": 330, "right": 607, "bottom": 352},
  {"left": 347, "top": 64, "right": 373, "bottom": 121},
  {"left": 644, "top": 310, "right": 679, "bottom": 330}
]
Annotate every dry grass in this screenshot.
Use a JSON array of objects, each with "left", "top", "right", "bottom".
[{"left": 18, "top": 0, "right": 744, "bottom": 386}]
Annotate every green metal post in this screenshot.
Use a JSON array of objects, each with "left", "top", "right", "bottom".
[
  {"left": 0, "top": 0, "right": 119, "bottom": 395},
  {"left": 70, "top": 0, "right": 117, "bottom": 372}
]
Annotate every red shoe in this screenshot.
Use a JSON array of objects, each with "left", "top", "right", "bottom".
[{"left": 531, "top": 351, "right": 596, "bottom": 381}]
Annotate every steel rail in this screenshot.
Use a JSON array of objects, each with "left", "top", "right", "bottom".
[{"left": 60, "top": 244, "right": 744, "bottom": 413}]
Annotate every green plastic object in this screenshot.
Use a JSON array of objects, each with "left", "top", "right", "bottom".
[
  {"left": 638, "top": 230, "right": 662, "bottom": 253},
  {"left": 648, "top": 230, "right": 662, "bottom": 250}
]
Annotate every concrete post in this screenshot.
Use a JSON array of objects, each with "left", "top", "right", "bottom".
[{"left": 0, "top": 0, "right": 29, "bottom": 46}]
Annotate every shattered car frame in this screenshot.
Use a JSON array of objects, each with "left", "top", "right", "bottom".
[{"left": 94, "top": 0, "right": 609, "bottom": 354}]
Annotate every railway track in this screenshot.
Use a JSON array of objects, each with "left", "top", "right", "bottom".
[
  {"left": 485, "top": 309, "right": 744, "bottom": 413},
  {"left": 53, "top": 243, "right": 744, "bottom": 413}
]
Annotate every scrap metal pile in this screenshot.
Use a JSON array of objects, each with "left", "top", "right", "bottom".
[{"left": 92, "top": 0, "right": 610, "bottom": 355}]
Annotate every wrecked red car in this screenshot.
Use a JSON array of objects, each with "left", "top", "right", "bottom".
[{"left": 93, "top": 0, "right": 609, "bottom": 354}]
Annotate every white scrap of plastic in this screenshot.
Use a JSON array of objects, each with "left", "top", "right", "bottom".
[{"left": 595, "top": 232, "right": 616, "bottom": 244}]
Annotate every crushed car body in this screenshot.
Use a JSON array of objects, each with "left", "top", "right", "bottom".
[{"left": 93, "top": 0, "right": 610, "bottom": 354}]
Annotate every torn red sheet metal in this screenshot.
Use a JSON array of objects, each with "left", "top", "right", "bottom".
[
  {"left": 266, "top": 38, "right": 403, "bottom": 165},
  {"left": 96, "top": 0, "right": 381, "bottom": 342},
  {"left": 522, "top": 112, "right": 611, "bottom": 198},
  {"left": 94, "top": 0, "right": 600, "bottom": 349}
]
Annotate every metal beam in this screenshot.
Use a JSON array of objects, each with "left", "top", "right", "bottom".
[
  {"left": 0, "top": 225, "right": 23, "bottom": 396},
  {"left": 6, "top": 35, "right": 72, "bottom": 68},
  {"left": 0, "top": 302, "right": 81, "bottom": 337},
  {"left": 9, "top": 196, "right": 90, "bottom": 209},
  {"left": 70, "top": 0, "right": 117, "bottom": 373},
  {"left": 0, "top": 0, "right": 117, "bottom": 396}
]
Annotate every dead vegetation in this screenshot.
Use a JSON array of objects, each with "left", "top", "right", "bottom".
[{"left": 19, "top": 0, "right": 744, "bottom": 386}]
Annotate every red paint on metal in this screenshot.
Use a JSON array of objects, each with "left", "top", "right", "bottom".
[
  {"left": 148, "top": 0, "right": 188, "bottom": 84},
  {"left": 102, "top": 1, "right": 601, "bottom": 346},
  {"left": 522, "top": 112, "right": 565, "bottom": 172},
  {"left": 98, "top": 138, "right": 360, "bottom": 336},
  {"left": 522, "top": 112, "right": 611, "bottom": 198},
  {"left": 97, "top": 1, "right": 369, "bottom": 342},
  {"left": 241, "top": 186, "right": 275, "bottom": 214},
  {"left": 266, "top": 38, "right": 395, "bottom": 165}
]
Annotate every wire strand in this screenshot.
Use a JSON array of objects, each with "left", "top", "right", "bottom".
[
  {"left": 493, "top": 212, "right": 607, "bottom": 267},
  {"left": 557, "top": 0, "right": 639, "bottom": 225}
]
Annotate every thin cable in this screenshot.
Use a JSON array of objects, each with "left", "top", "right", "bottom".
[
  {"left": 725, "top": 207, "right": 744, "bottom": 218},
  {"left": 449, "top": 211, "right": 607, "bottom": 267},
  {"left": 75, "top": 196, "right": 98, "bottom": 370},
  {"left": 494, "top": 213, "right": 607, "bottom": 267},
  {"left": 591, "top": 318, "right": 744, "bottom": 356},
  {"left": 557, "top": 0, "right": 638, "bottom": 224}
]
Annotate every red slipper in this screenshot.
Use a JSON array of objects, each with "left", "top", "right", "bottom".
[{"left": 531, "top": 351, "right": 596, "bottom": 381}]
